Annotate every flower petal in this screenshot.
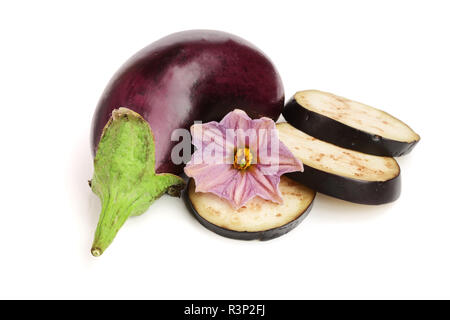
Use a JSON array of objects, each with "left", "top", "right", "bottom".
[
  {"left": 219, "top": 109, "right": 256, "bottom": 149},
  {"left": 186, "top": 163, "right": 238, "bottom": 192},
  {"left": 246, "top": 167, "right": 283, "bottom": 204},
  {"left": 189, "top": 166, "right": 254, "bottom": 209},
  {"left": 190, "top": 121, "right": 234, "bottom": 165},
  {"left": 257, "top": 141, "right": 303, "bottom": 176},
  {"left": 275, "top": 142, "right": 304, "bottom": 174},
  {"left": 254, "top": 120, "right": 303, "bottom": 175},
  {"left": 219, "top": 109, "right": 253, "bottom": 130}
]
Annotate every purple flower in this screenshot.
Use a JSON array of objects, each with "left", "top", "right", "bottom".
[{"left": 184, "top": 109, "right": 304, "bottom": 209}]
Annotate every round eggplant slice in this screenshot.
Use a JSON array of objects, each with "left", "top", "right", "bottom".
[
  {"left": 185, "top": 176, "right": 316, "bottom": 240},
  {"left": 283, "top": 90, "right": 420, "bottom": 157},
  {"left": 277, "top": 123, "right": 401, "bottom": 205}
]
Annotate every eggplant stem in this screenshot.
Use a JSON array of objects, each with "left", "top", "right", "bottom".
[
  {"left": 89, "top": 108, "right": 185, "bottom": 257},
  {"left": 91, "top": 248, "right": 102, "bottom": 257}
]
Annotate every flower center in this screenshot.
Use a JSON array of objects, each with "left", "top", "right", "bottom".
[{"left": 234, "top": 147, "right": 253, "bottom": 170}]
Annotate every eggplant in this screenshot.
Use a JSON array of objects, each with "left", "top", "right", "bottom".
[
  {"left": 88, "top": 30, "right": 284, "bottom": 256},
  {"left": 283, "top": 90, "right": 420, "bottom": 157},
  {"left": 185, "top": 176, "right": 316, "bottom": 240},
  {"left": 92, "top": 30, "right": 284, "bottom": 174},
  {"left": 277, "top": 123, "right": 401, "bottom": 205}
]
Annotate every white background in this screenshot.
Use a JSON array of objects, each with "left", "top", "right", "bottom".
[{"left": 0, "top": 0, "right": 449, "bottom": 299}]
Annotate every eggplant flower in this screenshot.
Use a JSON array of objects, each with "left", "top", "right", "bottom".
[{"left": 184, "top": 109, "right": 304, "bottom": 209}]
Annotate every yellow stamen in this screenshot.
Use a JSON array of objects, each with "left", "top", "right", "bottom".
[{"left": 234, "top": 147, "right": 253, "bottom": 170}]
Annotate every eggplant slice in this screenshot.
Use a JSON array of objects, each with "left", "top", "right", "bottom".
[
  {"left": 277, "top": 123, "right": 401, "bottom": 205},
  {"left": 283, "top": 90, "right": 420, "bottom": 157},
  {"left": 185, "top": 176, "right": 316, "bottom": 240}
]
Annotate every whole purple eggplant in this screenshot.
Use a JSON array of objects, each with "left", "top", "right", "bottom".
[
  {"left": 92, "top": 30, "right": 284, "bottom": 174},
  {"left": 89, "top": 30, "right": 284, "bottom": 256}
]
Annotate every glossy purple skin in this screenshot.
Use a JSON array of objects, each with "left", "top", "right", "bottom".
[{"left": 91, "top": 30, "right": 284, "bottom": 174}]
